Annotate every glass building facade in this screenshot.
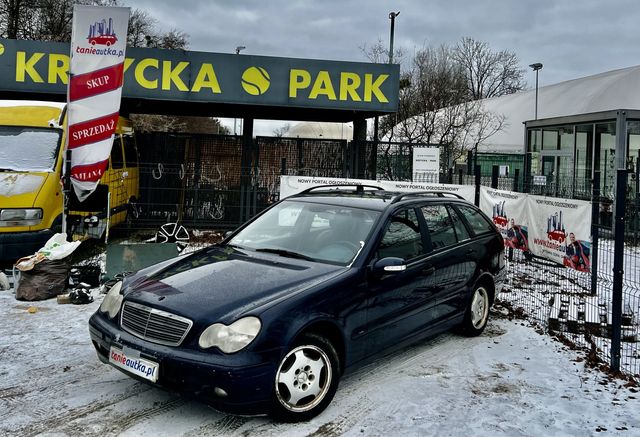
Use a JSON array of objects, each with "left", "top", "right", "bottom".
[{"left": 525, "top": 110, "right": 640, "bottom": 201}]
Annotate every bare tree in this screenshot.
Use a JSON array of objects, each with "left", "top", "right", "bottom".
[
  {"left": 273, "top": 123, "right": 291, "bottom": 138},
  {"left": 359, "top": 37, "right": 404, "bottom": 65},
  {"left": 127, "top": 8, "right": 155, "bottom": 47},
  {"left": 131, "top": 115, "right": 229, "bottom": 134},
  {"left": 0, "top": 0, "right": 188, "bottom": 50},
  {"left": 156, "top": 29, "right": 188, "bottom": 50},
  {"left": 373, "top": 43, "right": 510, "bottom": 178},
  {"left": 453, "top": 37, "right": 525, "bottom": 100}
]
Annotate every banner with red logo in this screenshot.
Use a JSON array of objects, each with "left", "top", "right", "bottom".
[
  {"left": 526, "top": 195, "right": 592, "bottom": 272},
  {"left": 67, "top": 5, "right": 130, "bottom": 201},
  {"left": 479, "top": 187, "right": 530, "bottom": 252}
]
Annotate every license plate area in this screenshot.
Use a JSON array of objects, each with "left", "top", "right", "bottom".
[{"left": 109, "top": 346, "right": 159, "bottom": 383}]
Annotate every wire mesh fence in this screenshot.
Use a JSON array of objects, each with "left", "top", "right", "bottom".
[
  {"left": 499, "top": 246, "right": 639, "bottom": 379},
  {"left": 99, "top": 133, "right": 640, "bottom": 380}
]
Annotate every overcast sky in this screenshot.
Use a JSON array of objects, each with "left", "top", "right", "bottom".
[{"left": 123, "top": 0, "right": 640, "bottom": 134}]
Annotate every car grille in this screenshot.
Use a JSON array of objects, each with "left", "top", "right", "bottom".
[{"left": 120, "top": 301, "right": 193, "bottom": 347}]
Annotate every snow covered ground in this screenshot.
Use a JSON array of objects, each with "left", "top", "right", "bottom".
[{"left": 1, "top": 287, "right": 639, "bottom": 437}]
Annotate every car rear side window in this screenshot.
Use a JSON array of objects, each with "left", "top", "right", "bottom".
[
  {"left": 111, "top": 135, "right": 124, "bottom": 169},
  {"left": 123, "top": 133, "right": 138, "bottom": 168},
  {"left": 421, "top": 205, "right": 457, "bottom": 250},
  {"left": 378, "top": 209, "right": 423, "bottom": 260},
  {"left": 456, "top": 205, "right": 495, "bottom": 235}
]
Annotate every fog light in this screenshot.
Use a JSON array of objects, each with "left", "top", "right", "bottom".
[{"left": 214, "top": 387, "right": 228, "bottom": 397}]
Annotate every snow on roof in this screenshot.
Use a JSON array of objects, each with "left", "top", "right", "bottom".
[
  {"left": 395, "top": 65, "right": 640, "bottom": 154},
  {"left": 477, "top": 65, "right": 640, "bottom": 153}
]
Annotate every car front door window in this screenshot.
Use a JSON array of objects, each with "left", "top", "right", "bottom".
[{"left": 377, "top": 209, "right": 423, "bottom": 260}]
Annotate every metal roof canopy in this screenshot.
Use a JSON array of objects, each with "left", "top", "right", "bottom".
[{"left": 0, "top": 38, "right": 399, "bottom": 123}]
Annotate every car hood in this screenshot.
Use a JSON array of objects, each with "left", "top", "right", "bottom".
[
  {"left": 122, "top": 245, "right": 346, "bottom": 323},
  {"left": 0, "top": 172, "right": 48, "bottom": 206}
]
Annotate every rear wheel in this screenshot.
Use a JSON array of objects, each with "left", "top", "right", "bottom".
[
  {"left": 272, "top": 333, "right": 340, "bottom": 422},
  {"left": 460, "top": 284, "right": 491, "bottom": 336}
]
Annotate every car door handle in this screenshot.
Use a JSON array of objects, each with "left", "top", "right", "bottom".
[
  {"left": 465, "top": 248, "right": 475, "bottom": 255},
  {"left": 421, "top": 266, "right": 435, "bottom": 276}
]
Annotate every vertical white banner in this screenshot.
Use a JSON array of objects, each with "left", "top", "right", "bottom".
[
  {"left": 479, "top": 187, "right": 529, "bottom": 252},
  {"left": 526, "top": 195, "right": 592, "bottom": 271},
  {"left": 67, "top": 5, "right": 130, "bottom": 201}
]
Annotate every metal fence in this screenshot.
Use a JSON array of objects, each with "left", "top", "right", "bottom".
[
  {"left": 131, "top": 133, "right": 350, "bottom": 234},
  {"left": 118, "top": 133, "right": 640, "bottom": 379}
]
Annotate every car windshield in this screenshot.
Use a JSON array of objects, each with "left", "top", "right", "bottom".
[
  {"left": 0, "top": 126, "right": 62, "bottom": 172},
  {"left": 229, "top": 200, "right": 380, "bottom": 265}
]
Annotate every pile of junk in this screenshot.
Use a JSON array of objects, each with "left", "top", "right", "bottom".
[{"left": 0, "top": 234, "right": 97, "bottom": 305}]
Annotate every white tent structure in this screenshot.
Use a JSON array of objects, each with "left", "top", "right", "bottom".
[
  {"left": 287, "top": 122, "right": 353, "bottom": 140},
  {"left": 472, "top": 65, "right": 640, "bottom": 153}
]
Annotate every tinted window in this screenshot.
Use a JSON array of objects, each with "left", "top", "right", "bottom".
[
  {"left": 448, "top": 206, "right": 470, "bottom": 241},
  {"left": 421, "top": 205, "right": 457, "bottom": 250},
  {"left": 378, "top": 209, "right": 423, "bottom": 260},
  {"left": 123, "top": 133, "right": 138, "bottom": 167},
  {"left": 456, "top": 205, "right": 495, "bottom": 235},
  {"left": 111, "top": 135, "right": 124, "bottom": 169}
]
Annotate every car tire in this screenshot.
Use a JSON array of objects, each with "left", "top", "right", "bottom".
[
  {"left": 271, "top": 333, "right": 340, "bottom": 422},
  {"left": 460, "top": 283, "right": 491, "bottom": 337}
]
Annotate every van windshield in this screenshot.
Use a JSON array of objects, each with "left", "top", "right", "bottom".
[{"left": 0, "top": 126, "right": 62, "bottom": 172}]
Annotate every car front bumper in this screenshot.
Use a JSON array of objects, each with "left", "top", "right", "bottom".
[{"left": 88, "top": 312, "right": 278, "bottom": 415}]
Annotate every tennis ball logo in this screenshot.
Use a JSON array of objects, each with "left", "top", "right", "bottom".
[{"left": 241, "top": 67, "right": 271, "bottom": 95}]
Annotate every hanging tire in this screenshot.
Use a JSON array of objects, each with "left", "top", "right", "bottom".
[
  {"left": 272, "top": 333, "right": 340, "bottom": 422},
  {"left": 460, "top": 283, "right": 491, "bottom": 337}
]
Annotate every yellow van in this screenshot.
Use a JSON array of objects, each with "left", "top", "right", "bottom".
[{"left": 0, "top": 100, "right": 139, "bottom": 264}]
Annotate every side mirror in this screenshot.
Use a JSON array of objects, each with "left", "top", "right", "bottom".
[
  {"left": 224, "top": 230, "right": 233, "bottom": 239},
  {"left": 371, "top": 257, "right": 407, "bottom": 277}
]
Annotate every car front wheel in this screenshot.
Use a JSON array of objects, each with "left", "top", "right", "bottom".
[
  {"left": 272, "top": 333, "right": 340, "bottom": 422},
  {"left": 461, "top": 284, "right": 491, "bottom": 337}
]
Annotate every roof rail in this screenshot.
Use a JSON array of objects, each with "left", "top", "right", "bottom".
[
  {"left": 390, "top": 191, "right": 466, "bottom": 204},
  {"left": 298, "top": 184, "right": 385, "bottom": 195}
]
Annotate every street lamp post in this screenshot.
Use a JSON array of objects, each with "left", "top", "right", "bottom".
[
  {"left": 234, "top": 46, "right": 246, "bottom": 135},
  {"left": 529, "top": 62, "right": 543, "bottom": 120},
  {"left": 388, "top": 11, "right": 400, "bottom": 64}
]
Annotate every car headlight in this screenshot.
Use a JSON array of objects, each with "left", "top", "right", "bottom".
[
  {"left": 99, "top": 281, "right": 123, "bottom": 319},
  {"left": 0, "top": 208, "right": 43, "bottom": 226},
  {"left": 198, "top": 316, "right": 261, "bottom": 353}
]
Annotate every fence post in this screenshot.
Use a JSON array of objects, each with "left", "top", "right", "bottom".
[
  {"left": 513, "top": 168, "right": 520, "bottom": 192},
  {"left": 591, "top": 171, "right": 600, "bottom": 297},
  {"left": 491, "top": 165, "right": 499, "bottom": 189},
  {"left": 458, "top": 168, "right": 463, "bottom": 185},
  {"left": 474, "top": 165, "right": 481, "bottom": 207},
  {"left": 448, "top": 168, "right": 453, "bottom": 184},
  {"left": 611, "top": 168, "right": 627, "bottom": 372}
]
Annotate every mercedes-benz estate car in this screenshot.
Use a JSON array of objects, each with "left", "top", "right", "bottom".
[{"left": 89, "top": 186, "right": 506, "bottom": 422}]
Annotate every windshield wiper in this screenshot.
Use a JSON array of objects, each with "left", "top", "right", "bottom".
[{"left": 255, "top": 248, "right": 315, "bottom": 261}]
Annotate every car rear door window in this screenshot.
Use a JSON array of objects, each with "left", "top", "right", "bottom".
[
  {"left": 421, "top": 204, "right": 457, "bottom": 250},
  {"left": 378, "top": 209, "right": 423, "bottom": 260},
  {"left": 456, "top": 205, "right": 495, "bottom": 236},
  {"left": 448, "top": 205, "right": 470, "bottom": 241}
]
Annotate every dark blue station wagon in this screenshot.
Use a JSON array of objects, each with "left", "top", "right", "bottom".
[{"left": 89, "top": 186, "right": 506, "bottom": 421}]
